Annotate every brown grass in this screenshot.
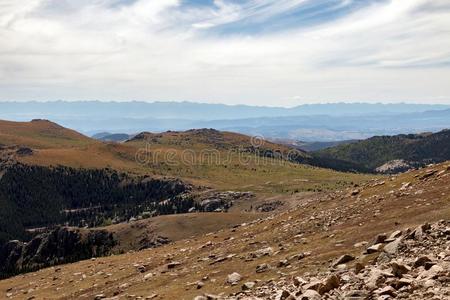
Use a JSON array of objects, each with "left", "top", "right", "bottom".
[{"left": 1, "top": 120, "right": 372, "bottom": 194}]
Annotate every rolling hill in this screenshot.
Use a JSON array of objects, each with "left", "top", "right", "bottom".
[
  {"left": 0, "top": 119, "right": 374, "bottom": 277},
  {"left": 0, "top": 119, "right": 93, "bottom": 149},
  {"left": 0, "top": 120, "right": 369, "bottom": 192},
  {"left": 124, "top": 128, "right": 370, "bottom": 192},
  {"left": 313, "top": 129, "right": 450, "bottom": 173}
]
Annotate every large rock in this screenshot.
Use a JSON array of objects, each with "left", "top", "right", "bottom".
[
  {"left": 407, "top": 223, "right": 431, "bottom": 241},
  {"left": 304, "top": 275, "right": 341, "bottom": 295},
  {"left": 226, "top": 272, "right": 242, "bottom": 285},
  {"left": 256, "top": 263, "right": 270, "bottom": 273},
  {"left": 383, "top": 237, "right": 403, "bottom": 255},
  {"left": 366, "top": 243, "right": 383, "bottom": 254},
  {"left": 413, "top": 256, "right": 432, "bottom": 268},
  {"left": 251, "top": 247, "right": 274, "bottom": 258},
  {"left": 416, "top": 264, "right": 444, "bottom": 281},
  {"left": 333, "top": 254, "right": 355, "bottom": 266},
  {"left": 242, "top": 282, "right": 256, "bottom": 291},
  {"left": 318, "top": 274, "right": 340, "bottom": 295},
  {"left": 390, "top": 261, "right": 411, "bottom": 277},
  {"left": 365, "top": 269, "right": 394, "bottom": 290}
]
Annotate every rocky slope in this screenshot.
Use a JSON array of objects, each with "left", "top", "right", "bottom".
[
  {"left": 0, "top": 162, "right": 448, "bottom": 299},
  {"left": 229, "top": 221, "right": 450, "bottom": 300},
  {"left": 0, "top": 228, "right": 116, "bottom": 279}
]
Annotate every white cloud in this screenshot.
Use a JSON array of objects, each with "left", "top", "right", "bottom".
[{"left": 0, "top": 0, "right": 449, "bottom": 105}]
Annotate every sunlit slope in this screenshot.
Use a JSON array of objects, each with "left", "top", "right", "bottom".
[
  {"left": 0, "top": 119, "right": 92, "bottom": 148},
  {"left": 0, "top": 120, "right": 371, "bottom": 192},
  {"left": 125, "top": 129, "right": 372, "bottom": 192}
]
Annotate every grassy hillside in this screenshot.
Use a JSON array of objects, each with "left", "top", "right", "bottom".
[
  {"left": 0, "top": 119, "right": 92, "bottom": 148},
  {"left": 125, "top": 129, "right": 370, "bottom": 193},
  {"left": 0, "top": 121, "right": 371, "bottom": 193},
  {"left": 313, "top": 129, "right": 450, "bottom": 172}
]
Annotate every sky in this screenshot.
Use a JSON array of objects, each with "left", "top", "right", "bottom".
[{"left": 0, "top": 0, "right": 450, "bottom": 106}]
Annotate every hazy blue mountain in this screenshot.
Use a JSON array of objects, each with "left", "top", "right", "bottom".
[
  {"left": 1, "top": 101, "right": 449, "bottom": 121},
  {"left": 194, "top": 109, "right": 450, "bottom": 141},
  {"left": 293, "top": 140, "right": 359, "bottom": 152},
  {"left": 93, "top": 133, "right": 131, "bottom": 142},
  {"left": 91, "top": 132, "right": 113, "bottom": 139},
  {"left": 1, "top": 101, "right": 449, "bottom": 142}
]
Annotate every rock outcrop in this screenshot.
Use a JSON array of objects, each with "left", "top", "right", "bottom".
[{"left": 0, "top": 227, "right": 117, "bottom": 279}]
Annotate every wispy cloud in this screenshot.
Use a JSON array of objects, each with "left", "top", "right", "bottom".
[{"left": 0, "top": 0, "right": 449, "bottom": 105}]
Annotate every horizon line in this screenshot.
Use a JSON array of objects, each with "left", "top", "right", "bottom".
[{"left": 1, "top": 100, "right": 450, "bottom": 109}]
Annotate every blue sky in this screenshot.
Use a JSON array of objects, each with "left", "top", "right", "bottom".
[{"left": 0, "top": 0, "right": 449, "bottom": 106}]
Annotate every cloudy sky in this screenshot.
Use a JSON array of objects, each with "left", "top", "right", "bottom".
[{"left": 1, "top": 0, "right": 449, "bottom": 106}]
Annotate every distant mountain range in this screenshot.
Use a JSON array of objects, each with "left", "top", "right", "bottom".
[
  {"left": 283, "top": 140, "right": 358, "bottom": 152},
  {"left": 92, "top": 132, "right": 131, "bottom": 142},
  {"left": 2, "top": 101, "right": 449, "bottom": 120},
  {"left": 1, "top": 101, "right": 450, "bottom": 141}
]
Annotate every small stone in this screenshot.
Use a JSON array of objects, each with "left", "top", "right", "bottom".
[
  {"left": 390, "top": 261, "right": 411, "bottom": 277},
  {"left": 256, "top": 263, "right": 270, "bottom": 273},
  {"left": 414, "top": 256, "right": 432, "bottom": 268},
  {"left": 119, "top": 283, "right": 129, "bottom": 289},
  {"left": 366, "top": 269, "right": 393, "bottom": 289},
  {"left": 387, "top": 230, "right": 402, "bottom": 241},
  {"left": 333, "top": 254, "right": 355, "bottom": 266},
  {"left": 278, "top": 290, "right": 294, "bottom": 300},
  {"left": 373, "top": 234, "right": 387, "bottom": 244},
  {"left": 242, "top": 281, "right": 256, "bottom": 290},
  {"left": 252, "top": 247, "right": 274, "bottom": 258},
  {"left": 394, "top": 278, "right": 412, "bottom": 289},
  {"left": 345, "top": 290, "right": 368, "bottom": 298},
  {"left": 354, "top": 241, "right": 368, "bottom": 248},
  {"left": 366, "top": 243, "right": 383, "bottom": 254},
  {"left": 318, "top": 274, "right": 340, "bottom": 295},
  {"left": 383, "top": 238, "right": 402, "bottom": 255},
  {"left": 277, "top": 259, "right": 289, "bottom": 268},
  {"left": 354, "top": 262, "right": 365, "bottom": 274},
  {"left": 423, "top": 279, "right": 436, "bottom": 288},
  {"left": 303, "top": 281, "right": 322, "bottom": 292},
  {"left": 294, "top": 276, "right": 308, "bottom": 286},
  {"left": 377, "top": 286, "right": 397, "bottom": 297},
  {"left": 298, "top": 289, "right": 321, "bottom": 300},
  {"left": 167, "top": 261, "right": 181, "bottom": 269},
  {"left": 227, "top": 272, "right": 242, "bottom": 285}
]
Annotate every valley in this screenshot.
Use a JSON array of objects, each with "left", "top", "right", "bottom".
[
  {"left": 0, "top": 118, "right": 449, "bottom": 299},
  {"left": 0, "top": 120, "right": 370, "bottom": 280}
]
